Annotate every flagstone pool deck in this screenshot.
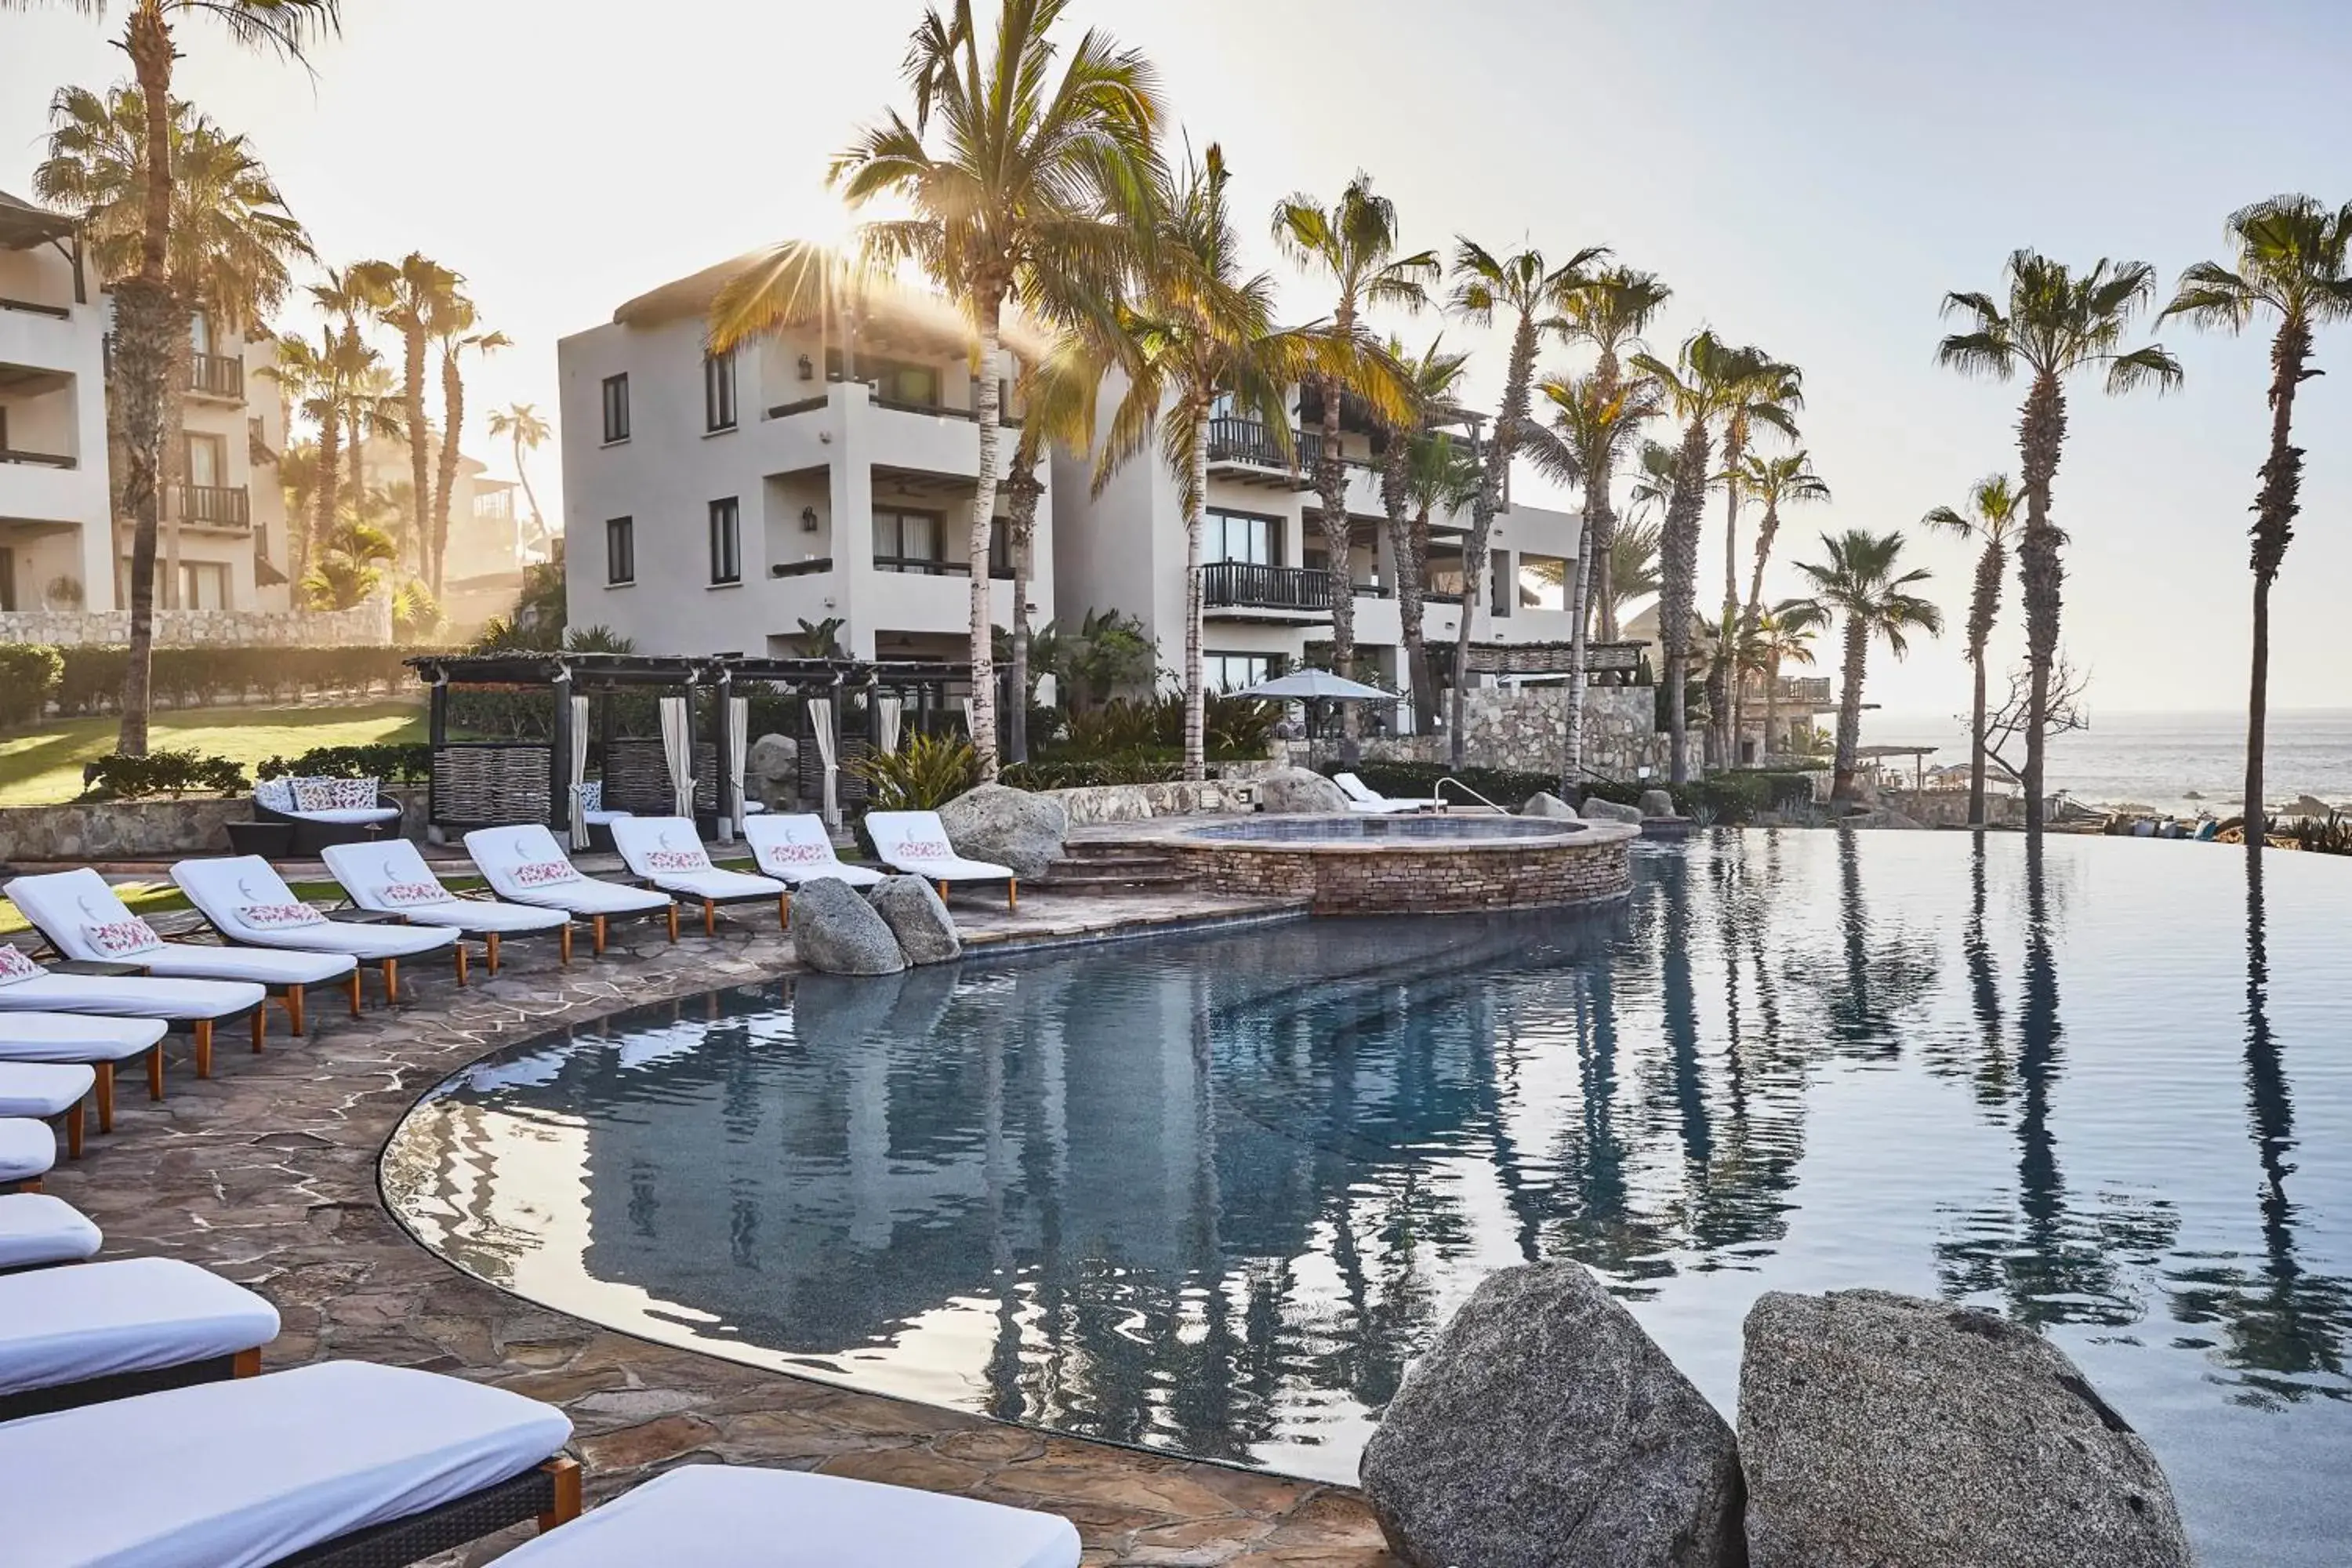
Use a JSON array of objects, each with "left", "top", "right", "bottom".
[{"left": 25, "top": 887, "right": 1399, "bottom": 1567}]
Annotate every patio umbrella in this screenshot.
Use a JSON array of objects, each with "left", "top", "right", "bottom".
[{"left": 1232, "top": 670, "right": 1398, "bottom": 702}]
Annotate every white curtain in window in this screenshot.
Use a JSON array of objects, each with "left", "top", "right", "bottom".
[
  {"left": 877, "top": 695, "right": 904, "bottom": 755},
  {"left": 567, "top": 694, "right": 590, "bottom": 848},
  {"left": 810, "top": 696, "right": 840, "bottom": 828},
  {"left": 727, "top": 695, "right": 750, "bottom": 837},
  {"left": 659, "top": 695, "right": 695, "bottom": 819}
]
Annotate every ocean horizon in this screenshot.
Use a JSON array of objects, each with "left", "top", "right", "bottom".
[{"left": 1857, "top": 707, "right": 2352, "bottom": 815}]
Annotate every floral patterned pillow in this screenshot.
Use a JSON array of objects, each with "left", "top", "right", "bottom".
[
  {"left": 330, "top": 777, "right": 380, "bottom": 810},
  {"left": 83, "top": 917, "right": 163, "bottom": 957},
  {"left": 0, "top": 946, "right": 43, "bottom": 986},
  {"left": 239, "top": 902, "right": 328, "bottom": 930},
  {"left": 513, "top": 860, "right": 582, "bottom": 888},
  {"left": 578, "top": 780, "right": 604, "bottom": 812},
  {"left": 376, "top": 880, "right": 451, "bottom": 908},
  {"left": 289, "top": 778, "right": 340, "bottom": 812},
  {"left": 759, "top": 840, "right": 833, "bottom": 870},
  {"left": 643, "top": 844, "right": 713, "bottom": 874},
  {"left": 254, "top": 777, "right": 297, "bottom": 813},
  {"left": 895, "top": 837, "right": 957, "bottom": 862}
]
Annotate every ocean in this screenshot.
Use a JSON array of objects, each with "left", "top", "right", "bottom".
[{"left": 1859, "top": 708, "right": 2352, "bottom": 816}]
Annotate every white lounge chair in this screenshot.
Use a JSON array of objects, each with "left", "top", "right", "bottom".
[
  {"left": 321, "top": 838, "right": 575, "bottom": 971},
  {"left": 5, "top": 867, "right": 360, "bottom": 1036},
  {"left": 495, "top": 1464, "right": 1081, "bottom": 1568},
  {"left": 0, "top": 1062, "right": 93, "bottom": 1162},
  {"left": 864, "top": 811, "right": 1019, "bottom": 909},
  {"left": 0, "top": 941, "right": 267, "bottom": 1081},
  {"left": 172, "top": 855, "right": 466, "bottom": 1004},
  {"left": 0, "top": 1254, "right": 279, "bottom": 1420},
  {"left": 743, "top": 812, "right": 887, "bottom": 890},
  {"left": 1332, "top": 771, "right": 1443, "bottom": 814},
  {"left": 609, "top": 816, "right": 789, "bottom": 937},
  {"left": 0, "top": 1011, "right": 169, "bottom": 1132},
  {"left": 1, "top": 1117, "right": 54, "bottom": 1192},
  {"left": 0, "top": 1192, "right": 101, "bottom": 1272},
  {"left": 0, "top": 1359, "right": 579, "bottom": 1568},
  {"left": 464, "top": 823, "right": 679, "bottom": 955}
]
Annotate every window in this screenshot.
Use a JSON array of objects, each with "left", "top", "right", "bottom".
[
  {"left": 824, "top": 350, "right": 940, "bottom": 407},
  {"left": 1203, "top": 652, "right": 1273, "bottom": 693},
  {"left": 988, "top": 518, "right": 1014, "bottom": 579},
  {"left": 1490, "top": 549, "right": 1514, "bottom": 617},
  {"left": 1205, "top": 509, "right": 1279, "bottom": 567},
  {"left": 0, "top": 546, "right": 15, "bottom": 612},
  {"left": 874, "top": 508, "right": 946, "bottom": 574},
  {"left": 1518, "top": 553, "right": 1567, "bottom": 613},
  {"left": 703, "top": 350, "right": 736, "bottom": 432},
  {"left": 605, "top": 517, "right": 636, "bottom": 585},
  {"left": 708, "top": 498, "right": 741, "bottom": 586},
  {"left": 189, "top": 309, "right": 213, "bottom": 358},
  {"left": 179, "top": 561, "right": 230, "bottom": 610},
  {"left": 601, "top": 374, "right": 630, "bottom": 443},
  {"left": 184, "top": 432, "right": 226, "bottom": 490}
]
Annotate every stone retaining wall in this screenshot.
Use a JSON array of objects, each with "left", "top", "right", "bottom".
[
  {"left": 0, "top": 599, "right": 391, "bottom": 648},
  {"left": 1157, "top": 821, "right": 1635, "bottom": 915},
  {"left": 0, "top": 785, "right": 427, "bottom": 862},
  {"left": 1350, "top": 688, "right": 1690, "bottom": 782},
  {"left": 1877, "top": 789, "right": 2025, "bottom": 828}
]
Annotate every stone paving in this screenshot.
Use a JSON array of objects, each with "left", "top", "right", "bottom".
[{"left": 25, "top": 887, "right": 1399, "bottom": 1567}]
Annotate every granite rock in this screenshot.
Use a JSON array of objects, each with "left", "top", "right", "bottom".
[
  {"left": 1638, "top": 788, "right": 1679, "bottom": 819},
  {"left": 867, "top": 876, "right": 962, "bottom": 965},
  {"left": 786, "top": 877, "right": 906, "bottom": 975},
  {"left": 1360, "top": 1262, "right": 1744, "bottom": 1568},
  {"left": 1257, "top": 768, "right": 1352, "bottom": 815},
  {"left": 746, "top": 735, "right": 800, "bottom": 808},
  {"left": 938, "top": 784, "right": 1067, "bottom": 880},
  {"left": 1521, "top": 792, "right": 1581, "bottom": 820},
  {"left": 1740, "top": 1289, "right": 2192, "bottom": 1568},
  {"left": 1581, "top": 796, "right": 1645, "bottom": 826}
]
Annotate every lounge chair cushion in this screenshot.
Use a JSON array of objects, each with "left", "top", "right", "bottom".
[
  {"left": 134, "top": 943, "right": 358, "bottom": 988},
  {"left": 286, "top": 805, "right": 404, "bottom": 827},
  {"left": 466, "top": 826, "right": 673, "bottom": 916},
  {"left": 0, "top": 1359, "right": 574, "bottom": 1568},
  {"left": 3, "top": 869, "right": 357, "bottom": 985},
  {"left": 0, "top": 1118, "right": 55, "bottom": 1185},
  {"left": 173, "top": 857, "right": 462, "bottom": 960},
  {"left": 495, "top": 1465, "right": 1081, "bottom": 1568},
  {"left": 0, "top": 1193, "right": 102, "bottom": 1269},
  {"left": 864, "top": 811, "right": 1017, "bottom": 881},
  {"left": 613, "top": 818, "right": 786, "bottom": 902},
  {"left": 0, "top": 1062, "right": 96, "bottom": 1119},
  {"left": 322, "top": 843, "right": 573, "bottom": 936},
  {"left": 0, "top": 1255, "right": 279, "bottom": 1397},
  {"left": 0, "top": 969, "right": 265, "bottom": 1024},
  {"left": 0, "top": 1011, "right": 167, "bottom": 1065},
  {"left": 745, "top": 815, "right": 885, "bottom": 887}
]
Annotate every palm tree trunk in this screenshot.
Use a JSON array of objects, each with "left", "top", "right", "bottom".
[
  {"left": 1378, "top": 449, "right": 1423, "bottom": 735},
  {"left": 1969, "top": 649, "right": 1990, "bottom": 828},
  {"left": 2246, "top": 575, "right": 2270, "bottom": 851},
  {"left": 1184, "top": 414, "right": 1209, "bottom": 782},
  {"left": 2245, "top": 316, "right": 2309, "bottom": 858},
  {"left": 113, "top": 0, "right": 178, "bottom": 757},
  {"left": 404, "top": 327, "right": 430, "bottom": 590},
  {"left": 2015, "top": 371, "right": 2068, "bottom": 835},
  {"left": 1661, "top": 419, "right": 1710, "bottom": 785},
  {"left": 1965, "top": 536, "right": 2002, "bottom": 828},
  {"left": 1763, "top": 650, "right": 1782, "bottom": 762},
  {"left": 1005, "top": 462, "right": 1042, "bottom": 764},
  {"left": 513, "top": 434, "right": 543, "bottom": 544},
  {"left": 1563, "top": 490, "right": 1602, "bottom": 789},
  {"left": 1831, "top": 616, "right": 1867, "bottom": 801},
  {"left": 1743, "top": 497, "right": 1781, "bottom": 648},
  {"left": 1719, "top": 434, "right": 1744, "bottom": 765},
  {"left": 161, "top": 321, "right": 190, "bottom": 612},
  {"left": 433, "top": 347, "right": 463, "bottom": 597},
  {"left": 312, "top": 411, "right": 341, "bottom": 590},
  {"left": 1403, "top": 504, "right": 1434, "bottom": 731},
  {"left": 967, "top": 308, "right": 1004, "bottom": 778},
  {"left": 1454, "top": 316, "right": 1539, "bottom": 769},
  {"left": 1315, "top": 371, "right": 1357, "bottom": 740}
]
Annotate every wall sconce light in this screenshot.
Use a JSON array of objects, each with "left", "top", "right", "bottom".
[
  {"left": 800, "top": 506, "right": 820, "bottom": 532},
  {"left": 797, "top": 354, "right": 815, "bottom": 381}
]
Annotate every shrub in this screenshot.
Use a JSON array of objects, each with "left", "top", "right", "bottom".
[
  {"left": 0, "top": 644, "right": 63, "bottom": 730},
  {"left": 848, "top": 731, "right": 982, "bottom": 811},
  {"left": 256, "top": 742, "right": 432, "bottom": 785},
  {"left": 81, "top": 749, "right": 248, "bottom": 800},
  {"left": 1002, "top": 752, "right": 1187, "bottom": 790},
  {"left": 46, "top": 645, "right": 443, "bottom": 717}
]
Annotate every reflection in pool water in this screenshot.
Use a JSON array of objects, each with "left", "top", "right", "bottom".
[{"left": 383, "top": 833, "right": 2352, "bottom": 1565}]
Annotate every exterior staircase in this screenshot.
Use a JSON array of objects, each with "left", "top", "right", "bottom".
[{"left": 1035, "top": 838, "right": 1194, "bottom": 894}]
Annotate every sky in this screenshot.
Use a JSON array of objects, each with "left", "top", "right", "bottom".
[{"left": 6, "top": 0, "right": 2351, "bottom": 728}]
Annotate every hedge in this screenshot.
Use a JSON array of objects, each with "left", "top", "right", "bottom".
[
  {"left": 256, "top": 742, "right": 434, "bottom": 784},
  {"left": 0, "top": 644, "right": 64, "bottom": 729},
  {"left": 80, "top": 749, "right": 249, "bottom": 800},
  {"left": 0, "top": 644, "right": 451, "bottom": 729}
]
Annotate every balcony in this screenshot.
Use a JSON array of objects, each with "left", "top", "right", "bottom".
[
  {"left": 172, "top": 483, "right": 250, "bottom": 530},
  {"left": 1200, "top": 561, "right": 1332, "bottom": 622},
  {"left": 189, "top": 351, "right": 244, "bottom": 401},
  {"left": 1204, "top": 418, "right": 1319, "bottom": 489},
  {"left": 873, "top": 555, "right": 1015, "bottom": 580},
  {"left": 0, "top": 446, "right": 74, "bottom": 470}
]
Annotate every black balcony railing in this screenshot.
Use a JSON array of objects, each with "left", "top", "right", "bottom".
[
  {"left": 189, "top": 351, "right": 244, "bottom": 399},
  {"left": 175, "top": 484, "right": 250, "bottom": 528},
  {"left": 1205, "top": 418, "right": 1322, "bottom": 471},
  {"left": 0, "top": 296, "right": 73, "bottom": 321},
  {"left": 0, "top": 448, "right": 75, "bottom": 469},
  {"left": 873, "top": 556, "right": 1018, "bottom": 580},
  {"left": 1200, "top": 561, "right": 1332, "bottom": 612}
]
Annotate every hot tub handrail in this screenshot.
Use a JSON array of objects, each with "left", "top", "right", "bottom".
[{"left": 1435, "top": 776, "right": 1506, "bottom": 814}]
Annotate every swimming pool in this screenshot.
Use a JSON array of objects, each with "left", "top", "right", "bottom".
[{"left": 383, "top": 831, "right": 2352, "bottom": 1566}]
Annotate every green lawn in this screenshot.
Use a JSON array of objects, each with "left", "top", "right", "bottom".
[{"left": 0, "top": 701, "right": 430, "bottom": 807}]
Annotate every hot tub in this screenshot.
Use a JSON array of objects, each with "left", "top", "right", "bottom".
[{"left": 1142, "top": 813, "right": 1638, "bottom": 914}]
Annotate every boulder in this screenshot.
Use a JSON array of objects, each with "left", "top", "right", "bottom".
[
  {"left": 1740, "top": 1289, "right": 2191, "bottom": 1568},
  {"left": 746, "top": 734, "right": 799, "bottom": 808},
  {"left": 786, "top": 877, "right": 906, "bottom": 975},
  {"left": 1836, "top": 808, "right": 1924, "bottom": 831},
  {"left": 1639, "top": 788, "right": 1678, "bottom": 819},
  {"left": 867, "top": 876, "right": 961, "bottom": 965},
  {"left": 1581, "top": 795, "right": 1645, "bottom": 826},
  {"left": 1359, "top": 1263, "right": 1744, "bottom": 1568},
  {"left": 937, "top": 783, "right": 1068, "bottom": 880},
  {"left": 1255, "top": 767, "right": 1352, "bottom": 815},
  {"left": 1521, "top": 792, "right": 1581, "bottom": 820}
]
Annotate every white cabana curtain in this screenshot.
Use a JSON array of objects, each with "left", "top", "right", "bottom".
[
  {"left": 566, "top": 694, "right": 590, "bottom": 848},
  {"left": 810, "top": 696, "right": 840, "bottom": 828},
  {"left": 877, "top": 695, "right": 904, "bottom": 755},
  {"left": 727, "top": 695, "right": 750, "bottom": 837},
  {"left": 659, "top": 695, "right": 695, "bottom": 819},
  {"left": 959, "top": 696, "right": 975, "bottom": 738}
]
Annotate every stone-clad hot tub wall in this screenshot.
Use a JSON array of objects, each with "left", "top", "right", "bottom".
[{"left": 1153, "top": 816, "right": 1636, "bottom": 916}]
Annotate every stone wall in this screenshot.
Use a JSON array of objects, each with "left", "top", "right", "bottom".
[
  {"left": 0, "top": 598, "right": 391, "bottom": 648},
  {"left": 0, "top": 785, "right": 426, "bottom": 862},
  {"left": 1162, "top": 824, "right": 1635, "bottom": 915},
  {"left": 1876, "top": 789, "right": 2025, "bottom": 829},
  {"left": 1046, "top": 780, "right": 1254, "bottom": 824},
  {"left": 1350, "top": 688, "right": 1692, "bottom": 782}
]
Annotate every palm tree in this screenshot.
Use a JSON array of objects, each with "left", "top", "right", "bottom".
[
  {"left": 1795, "top": 529, "right": 1943, "bottom": 801},
  {"left": 816, "top": 0, "right": 1163, "bottom": 779},
  {"left": 1094, "top": 143, "right": 1321, "bottom": 780},
  {"left": 1737, "top": 450, "right": 1830, "bottom": 637},
  {"left": 1001, "top": 329, "right": 1109, "bottom": 760},
  {"left": 428, "top": 296, "right": 509, "bottom": 595},
  {"left": 2160, "top": 197, "right": 2352, "bottom": 855},
  {"left": 1375, "top": 336, "right": 1471, "bottom": 731},
  {"left": 1445, "top": 238, "right": 1605, "bottom": 766},
  {"left": 10, "top": 0, "right": 341, "bottom": 753},
  {"left": 301, "top": 516, "right": 397, "bottom": 611},
  {"left": 1938, "top": 251, "right": 2181, "bottom": 830},
  {"left": 1751, "top": 598, "right": 1822, "bottom": 760},
  {"left": 307, "top": 262, "right": 390, "bottom": 530},
  {"left": 263, "top": 328, "right": 403, "bottom": 576},
  {"left": 365, "top": 253, "right": 465, "bottom": 586},
  {"left": 1922, "top": 474, "right": 2022, "bottom": 826},
  {"left": 1708, "top": 348, "right": 1801, "bottom": 763},
  {"left": 1272, "top": 174, "right": 1438, "bottom": 724},
  {"left": 487, "top": 402, "right": 551, "bottom": 550},
  {"left": 1556, "top": 267, "right": 1670, "bottom": 642},
  {"left": 1603, "top": 516, "right": 1663, "bottom": 637}
]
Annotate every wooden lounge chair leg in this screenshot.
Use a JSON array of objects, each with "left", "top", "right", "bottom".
[
  {"left": 779, "top": 893, "right": 789, "bottom": 930},
  {"left": 232, "top": 1347, "right": 262, "bottom": 1378},
  {"left": 1007, "top": 878, "right": 1018, "bottom": 912},
  {"left": 558, "top": 924, "right": 573, "bottom": 965},
  {"left": 250, "top": 1007, "right": 266, "bottom": 1054},
  {"left": 93, "top": 1063, "right": 114, "bottom": 1133},
  {"left": 63, "top": 1102, "right": 83, "bottom": 1160},
  {"left": 288, "top": 986, "right": 307, "bottom": 1037},
  {"left": 666, "top": 903, "right": 679, "bottom": 942},
  {"left": 592, "top": 915, "right": 608, "bottom": 956},
  {"left": 382, "top": 957, "right": 400, "bottom": 1004},
  {"left": 704, "top": 898, "right": 717, "bottom": 938},
  {"left": 192, "top": 1018, "right": 213, "bottom": 1080},
  {"left": 537, "top": 1457, "right": 583, "bottom": 1532},
  {"left": 455, "top": 943, "right": 469, "bottom": 987},
  {"left": 938, "top": 879, "right": 949, "bottom": 902},
  {"left": 486, "top": 932, "right": 501, "bottom": 975},
  {"left": 147, "top": 1044, "right": 165, "bottom": 1102},
  {"left": 17, "top": 1178, "right": 38, "bottom": 1194},
  {"left": 347, "top": 970, "right": 364, "bottom": 1017}
]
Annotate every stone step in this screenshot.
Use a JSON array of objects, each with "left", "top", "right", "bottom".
[{"left": 1035, "top": 864, "right": 1192, "bottom": 890}]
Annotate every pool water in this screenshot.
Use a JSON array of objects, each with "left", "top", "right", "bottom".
[{"left": 383, "top": 832, "right": 2352, "bottom": 1565}]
